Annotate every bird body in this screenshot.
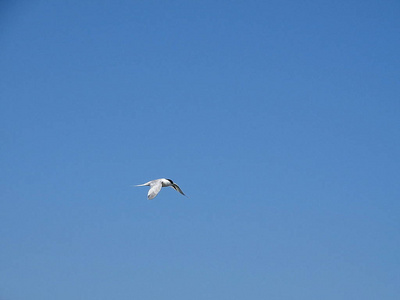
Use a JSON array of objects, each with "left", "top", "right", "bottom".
[{"left": 135, "top": 178, "right": 186, "bottom": 200}]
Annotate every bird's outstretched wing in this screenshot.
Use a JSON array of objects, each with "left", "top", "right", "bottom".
[
  {"left": 148, "top": 181, "right": 162, "bottom": 200},
  {"left": 171, "top": 184, "right": 186, "bottom": 197}
]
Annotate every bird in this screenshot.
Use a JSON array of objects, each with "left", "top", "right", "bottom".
[{"left": 135, "top": 178, "right": 187, "bottom": 200}]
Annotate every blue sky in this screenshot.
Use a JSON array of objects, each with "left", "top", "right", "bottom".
[{"left": 1, "top": 1, "right": 399, "bottom": 299}]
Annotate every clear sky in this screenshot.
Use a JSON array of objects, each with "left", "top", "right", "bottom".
[{"left": 1, "top": 1, "right": 399, "bottom": 299}]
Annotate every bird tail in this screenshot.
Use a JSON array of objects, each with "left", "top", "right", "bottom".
[{"left": 134, "top": 182, "right": 151, "bottom": 187}]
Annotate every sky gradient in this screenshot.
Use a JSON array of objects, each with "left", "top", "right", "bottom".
[{"left": 1, "top": 1, "right": 399, "bottom": 299}]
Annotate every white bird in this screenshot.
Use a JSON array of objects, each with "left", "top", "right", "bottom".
[{"left": 135, "top": 178, "right": 187, "bottom": 200}]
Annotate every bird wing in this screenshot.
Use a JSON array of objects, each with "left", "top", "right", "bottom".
[
  {"left": 148, "top": 181, "right": 162, "bottom": 200},
  {"left": 171, "top": 183, "right": 186, "bottom": 197}
]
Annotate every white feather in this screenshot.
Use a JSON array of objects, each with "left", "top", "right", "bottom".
[{"left": 135, "top": 178, "right": 186, "bottom": 200}]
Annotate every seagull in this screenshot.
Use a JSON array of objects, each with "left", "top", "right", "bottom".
[{"left": 135, "top": 178, "right": 187, "bottom": 200}]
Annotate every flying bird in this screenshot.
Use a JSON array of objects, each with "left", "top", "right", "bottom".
[{"left": 135, "top": 178, "right": 187, "bottom": 200}]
